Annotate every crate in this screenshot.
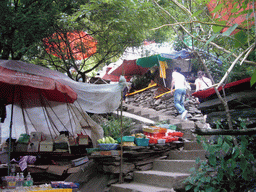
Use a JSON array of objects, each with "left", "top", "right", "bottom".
[
  {"left": 40, "top": 141, "right": 53, "bottom": 152},
  {"left": 117, "top": 136, "right": 135, "bottom": 143},
  {"left": 135, "top": 138, "right": 149, "bottom": 146}
]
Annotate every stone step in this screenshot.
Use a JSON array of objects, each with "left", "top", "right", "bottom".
[
  {"left": 133, "top": 170, "right": 190, "bottom": 189},
  {"left": 113, "top": 111, "right": 156, "bottom": 125},
  {"left": 183, "top": 141, "right": 204, "bottom": 150},
  {"left": 168, "top": 150, "right": 206, "bottom": 160},
  {"left": 110, "top": 182, "right": 174, "bottom": 192},
  {"left": 153, "top": 160, "right": 196, "bottom": 173}
]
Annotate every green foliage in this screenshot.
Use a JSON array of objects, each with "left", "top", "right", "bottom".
[
  {"left": 184, "top": 131, "right": 256, "bottom": 192},
  {"left": 100, "top": 115, "right": 134, "bottom": 139},
  {"left": 0, "top": 0, "right": 72, "bottom": 60},
  {"left": 131, "top": 75, "right": 151, "bottom": 90}
]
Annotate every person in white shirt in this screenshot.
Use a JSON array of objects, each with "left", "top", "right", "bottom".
[
  {"left": 195, "top": 70, "right": 213, "bottom": 125},
  {"left": 170, "top": 67, "right": 188, "bottom": 120},
  {"left": 195, "top": 71, "right": 212, "bottom": 103}
]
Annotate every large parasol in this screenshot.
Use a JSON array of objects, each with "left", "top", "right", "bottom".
[{"left": 0, "top": 59, "right": 78, "bottom": 175}]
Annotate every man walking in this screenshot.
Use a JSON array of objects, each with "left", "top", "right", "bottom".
[{"left": 170, "top": 67, "right": 187, "bottom": 120}]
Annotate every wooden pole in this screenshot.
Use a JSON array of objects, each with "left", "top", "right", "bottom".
[
  {"left": 8, "top": 86, "right": 16, "bottom": 176},
  {"left": 119, "top": 87, "right": 123, "bottom": 183}
]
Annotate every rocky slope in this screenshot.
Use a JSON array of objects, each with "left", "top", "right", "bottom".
[{"left": 125, "top": 86, "right": 205, "bottom": 124}]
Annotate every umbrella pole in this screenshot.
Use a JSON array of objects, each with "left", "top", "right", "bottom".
[
  {"left": 8, "top": 86, "right": 15, "bottom": 176},
  {"left": 119, "top": 90, "right": 123, "bottom": 183}
]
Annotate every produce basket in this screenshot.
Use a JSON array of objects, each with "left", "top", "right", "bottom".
[
  {"left": 117, "top": 136, "right": 135, "bottom": 143},
  {"left": 98, "top": 143, "right": 119, "bottom": 151},
  {"left": 135, "top": 138, "right": 149, "bottom": 146}
]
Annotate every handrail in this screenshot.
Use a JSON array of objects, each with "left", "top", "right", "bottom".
[{"left": 126, "top": 83, "right": 157, "bottom": 96}]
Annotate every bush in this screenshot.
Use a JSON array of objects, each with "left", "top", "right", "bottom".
[
  {"left": 100, "top": 115, "right": 135, "bottom": 139},
  {"left": 185, "top": 133, "right": 256, "bottom": 192}
]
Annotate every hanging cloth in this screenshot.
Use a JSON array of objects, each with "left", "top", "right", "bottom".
[{"left": 159, "top": 61, "right": 168, "bottom": 79}]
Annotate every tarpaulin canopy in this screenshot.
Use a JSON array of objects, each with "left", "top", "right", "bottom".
[
  {"left": 136, "top": 49, "right": 196, "bottom": 68},
  {"left": 110, "top": 59, "right": 149, "bottom": 77},
  {"left": 136, "top": 54, "right": 170, "bottom": 68},
  {"left": 160, "top": 49, "right": 193, "bottom": 60},
  {"left": 136, "top": 49, "right": 222, "bottom": 68}
]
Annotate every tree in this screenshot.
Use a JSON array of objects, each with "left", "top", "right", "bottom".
[
  {"left": 151, "top": 0, "right": 255, "bottom": 130},
  {"left": 24, "top": 0, "right": 173, "bottom": 82},
  {"left": 0, "top": 0, "right": 79, "bottom": 60}
]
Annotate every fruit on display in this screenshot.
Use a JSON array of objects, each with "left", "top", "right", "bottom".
[
  {"left": 135, "top": 133, "right": 146, "bottom": 138},
  {"left": 97, "top": 136, "right": 118, "bottom": 144}
]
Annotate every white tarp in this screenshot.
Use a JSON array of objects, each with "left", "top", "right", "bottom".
[{"left": 0, "top": 61, "right": 127, "bottom": 146}]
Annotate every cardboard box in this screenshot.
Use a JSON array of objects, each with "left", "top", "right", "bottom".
[
  {"left": 27, "top": 142, "right": 40, "bottom": 152},
  {"left": 40, "top": 141, "right": 53, "bottom": 152},
  {"left": 71, "top": 156, "right": 89, "bottom": 167},
  {"left": 77, "top": 135, "right": 88, "bottom": 145},
  {"left": 30, "top": 132, "right": 42, "bottom": 142},
  {"left": 54, "top": 142, "right": 71, "bottom": 153},
  {"left": 0, "top": 152, "right": 8, "bottom": 164},
  {"left": 100, "top": 150, "right": 121, "bottom": 156}
]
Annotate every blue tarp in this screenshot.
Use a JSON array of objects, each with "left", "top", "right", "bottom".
[
  {"left": 136, "top": 49, "right": 222, "bottom": 68},
  {"left": 160, "top": 49, "right": 192, "bottom": 60},
  {"left": 161, "top": 49, "right": 222, "bottom": 65}
]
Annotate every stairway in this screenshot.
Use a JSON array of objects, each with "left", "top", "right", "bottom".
[{"left": 110, "top": 104, "right": 206, "bottom": 192}]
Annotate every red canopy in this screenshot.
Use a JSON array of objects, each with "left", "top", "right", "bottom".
[
  {"left": 207, "top": 0, "right": 255, "bottom": 35},
  {"left": 102, "top": 67, "right": 121, "bottom": 82},
  {"left": 192, "top": 77, "right": 251, "bottom": 99},
  {"left": 110, "top": 59, "right": 149, "bottom": 77},
  {"left": 0, "top": 60, "right": 77, "bottom": 104},
  {"left": 102, "top": 67, "right": 131, "bottom": 82},
  {"left": 43, "top": 31, "right": 97, "bottom": 60}
]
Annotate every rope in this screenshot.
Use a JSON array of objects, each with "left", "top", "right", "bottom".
[
  {"left": 72, "top": 101, "right": 91, "bottom": 136},
  {"left": 19, "top": 87, "right": 29, "bottom": 134},
  {"left": 43, "top": 98, "right": 69, "bottom": 132},
  {"left": 38, "top": 92, "right": 57, "bottom": 139},
  {"left": 65, "top": 103, "right": 76, "bottom": 136}
]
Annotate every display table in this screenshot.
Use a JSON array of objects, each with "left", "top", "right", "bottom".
[{"left": 0, "top": 188, "right": 73, "bottom": 192}]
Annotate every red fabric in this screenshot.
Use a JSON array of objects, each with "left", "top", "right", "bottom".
[
  {"left": 43, "top": 31, "right": 97, "bottom": 60},
  {"left": 192, "top": 77, "right": 251, "bottom": 99},
  {"left": 102, "top": 67, "right": 122, "bottom": 82},
  {"left": 207, "top": 0, "right": 255, "bottom": 35},
  {"left": 0, "top": 66, "right": 77, "bottom": 104},
  {"left": 110, "top": 60, "right": 149, "bottom": 77}
]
